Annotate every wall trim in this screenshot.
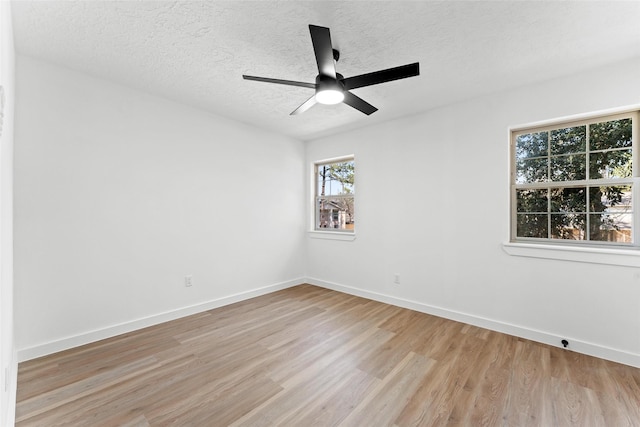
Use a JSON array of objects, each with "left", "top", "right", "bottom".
[
  {"left": 17, "top": 276, "right": 640, "bottom": 368},
  {"left": 502, "top": 241, "right": 640, "bottom": 267},
  {"left": 306, "top": 277, "right": 640, "bottom": 368},
  {"left": 17, "top": 278, "right": 303, "bottom": 362},
  {"left": 5, "top": 348, "right": 16, "bottom": 427}
]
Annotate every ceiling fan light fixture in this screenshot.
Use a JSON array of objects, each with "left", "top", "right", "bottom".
[
  {"left": 315, "top": 88, "right": 344, "bottom": 105},
  {"left": 315, "top": 76, "right": 345, "bottom": 105}
]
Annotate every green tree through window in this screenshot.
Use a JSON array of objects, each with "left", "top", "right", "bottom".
[
  {"left": 512, "top": 113, "right": 635, "bottom": 244},
  {"left": 315, "top": 158, "right": 354, "bottom": 231}
]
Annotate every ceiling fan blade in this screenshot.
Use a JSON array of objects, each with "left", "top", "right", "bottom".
[
  {"left": 343, "top": 91, "right": 378, "bottom": 115},
  {"left": 342, "top": 62, "right": 420, "bottom": 91},
  {"left": 243, "top": 75, "right": 316, "bottom": 89},
  {"left": 309, "top": 25, "right": 337, "bottom": 78},
  {"left": 290, "top": 95, "right": 317, "bottom": 115}
]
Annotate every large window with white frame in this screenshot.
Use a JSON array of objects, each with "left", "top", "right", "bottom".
[
  {"left": 511, "top": 111, "right": 637, "bottom": 246},
  {"left": 314, "top": 157, "right": 354, "bottom": 232}
]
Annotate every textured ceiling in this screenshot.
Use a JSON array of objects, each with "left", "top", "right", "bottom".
[{"left": 11, "top": 1, "right": 640, "bottom": 141}]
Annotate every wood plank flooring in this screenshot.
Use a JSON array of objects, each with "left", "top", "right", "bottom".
[{"left": 15, "top": 284, "right": 640, "bottom": 426}]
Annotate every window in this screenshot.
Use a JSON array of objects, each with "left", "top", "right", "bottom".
[
  {"left": 511, "top": 112, "right": 637, "bottom": 246},
  {"left": 314, "top": 157, "right": 354, "bottom": 232}
]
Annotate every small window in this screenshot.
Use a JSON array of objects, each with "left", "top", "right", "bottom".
[
  {"left": 511, "top": 112, "right": 637, "bottom": 246},
  {"left": 315, "top": 157, "right": 354, "bottom": 232}
]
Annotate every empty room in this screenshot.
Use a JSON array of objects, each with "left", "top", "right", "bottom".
[{"left": 2, "top": 1, "right": 640, "bottom": 426}]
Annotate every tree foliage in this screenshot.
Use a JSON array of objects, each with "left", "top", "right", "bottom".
[
  {"left": 319, "top": 161, "right": 354, "bottom": 196},
  {"left": 516, "top": 118, "right": 632, "bottom": 242},
  {"left": 318, "top": 160, "right": 355, "bottom": 227}
]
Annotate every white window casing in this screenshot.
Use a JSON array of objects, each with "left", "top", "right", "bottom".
[
  {"left": 510, "top": 110, "right": 638, "bottom": 248},
  {"left": 310, "top": 155, "right": 355, "bottom": 239}
]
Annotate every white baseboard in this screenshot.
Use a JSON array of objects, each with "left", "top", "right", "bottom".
[
  {"left": 306, "top": 277, "right": 640, "bottom": 368},
  {"left": 17, "top": 278, "right": 303, "bottom": 363},
  {"left": 17, "top": 277, "right": 640, "bottom": 369}
]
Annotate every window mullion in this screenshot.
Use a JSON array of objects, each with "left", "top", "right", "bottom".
[
  {"left": 586, "top": 123, "right": 590, "bottom": 180},
  {"left": 586, "top": 123, "right": 590, "bottom": 241},
  {"left": 547, "top": 130, "right": 551, "bottom": 239},
  {"left": 547, "top": 187, "right": 551, "bottom": 239},
  {"left": 633, "top": 112, "right": 639, "bottom": 244},
  {"left": 512, "top": 112, "right": 634, "bottom": 246},
  {"left": 586, "top": 185, "right": 591, "bottom": 241}
]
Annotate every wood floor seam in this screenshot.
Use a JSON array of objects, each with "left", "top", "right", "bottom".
[{"left": 15, "top": 284, "right": 640, "bottom": 426}]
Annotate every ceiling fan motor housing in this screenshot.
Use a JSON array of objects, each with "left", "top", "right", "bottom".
[{"left": 316, "top": 74, "right": 344, "bottom": 91}]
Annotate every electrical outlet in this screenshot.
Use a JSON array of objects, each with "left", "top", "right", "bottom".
[
  {"left": 185, "top": 275, "right": 192, "bottom": 287},
  {"left": 394, "top": 273, "right": 400, "bottom": 284}
]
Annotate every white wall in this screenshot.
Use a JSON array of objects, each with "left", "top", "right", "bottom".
[
  {"left": 306, "top": 57, "right": 640, "bottom": 367},
  {"left": 12, "top": 48, "right": 640, "bottom": 372},
  {"left": 14, "top": 56, "right": 306, "bottom": 359},
  {"left": 0, "top": 1, "right": 15, "bottom": 425}
]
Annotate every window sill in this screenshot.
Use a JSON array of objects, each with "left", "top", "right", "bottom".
[
  {"left": 308, "top": 231, "right": 356, "bottom": 241},
  {"left": 502, "top": 242, "right": 640, "bottom": 267}
]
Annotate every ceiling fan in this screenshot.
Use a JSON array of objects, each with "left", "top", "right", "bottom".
[{"left": 243, "top": 25, "right": 420, "bottom": 116}]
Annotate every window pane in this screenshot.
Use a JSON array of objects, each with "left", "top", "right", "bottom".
[
  {"left": 517, "top": 214, "right": 548, "bottom": 238},
  {"left": 550, "top": 126, "right": 586, "bottom": 155},
  {"left": 590, "top": 118, "right": 632, "bottom": 151},
  {"left": 589, "top": 214, "right": 632, "bottom": 243},
  {"left": 588, "top": 185, "right": 632, "bottom": 243},
  {"left": 317, "top": 197, "right": 354, "bottom": 230},
  {"left": 516, "top": 157, "right": 547, "bottom": 184},
  {"left": 551, "top": 213, "right": 585, "bottom": 240},
  {"left": 589, "top": 149, "right": 632, "bottom": 179},
  {"left": 516, "top": 189, "right": 547, "bottom": 213},
  {"left": 550, "top": 154, "right": 586, "bottom": 181},
  {"left": 317, "top": 161, "right": 355, "bottom": 196},
  {"left": 516, "top": 131, "right": 548, "bottom": 159},
  {"left": 550, "top": 187, "right": 586, "bottom": 212},
  {"left": 588, "top": 186, "right": 631, "bottom": 212}
]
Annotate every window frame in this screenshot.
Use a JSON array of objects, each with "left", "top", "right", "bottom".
[
  {"left": 311, "top": 155, "right": 355, "bottom": 235},
  {"left": 510, "top": 110, "right": 639, "bottom": 248}
]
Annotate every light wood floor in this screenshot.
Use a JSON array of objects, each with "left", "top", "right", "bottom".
[{"left": 16, "top": 284, "right": 640, "bottom": 426}]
